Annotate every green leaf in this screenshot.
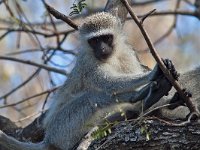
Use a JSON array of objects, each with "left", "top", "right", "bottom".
[
  {"left": 69, "top": 0, "right": 87, "bottom": 16},
  {"left": 140, "top": 126, "right": 145, "bottom": 134},
  {"left": 146, "top": 133, "right": 150, "bottom": 141},
  {"left": 91, "top": 121, "right": 118, "bottom": 140}
]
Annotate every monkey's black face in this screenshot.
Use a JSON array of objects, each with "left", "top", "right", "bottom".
[{"left": 88, "top": 34, "right": 113, "bottom": 61}]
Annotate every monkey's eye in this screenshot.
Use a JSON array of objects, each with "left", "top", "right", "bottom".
[
  {"left": 88, "top": 37, "right": 99, "bottom": 47},
  {"left": 102, "top": 34, "right": 113, "bottom": 46}
]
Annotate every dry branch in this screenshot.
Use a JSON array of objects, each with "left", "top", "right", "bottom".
[
  {"left": 42, "top": 1, "right": 79, "bottom": 30},
  {"left": 0, "top": 69, "right": 40, "bottom": 101},
  {"left": 0, "top": 87, "right": 58, "bottom": 109},
  {"left": 121, "top": 0, "right": 199, "bottom": 117},
  {"left": 0, "top": 27, "right": 75, "bottom": 38},
  {"left": 138, "top": 0, "right": 180, "bottom": 53},
  {"left": 144, "top": 10, "right": 200, "bottom": 19},
  {"left": 0, "top": 56, "right": 67, "bottom": 75}
]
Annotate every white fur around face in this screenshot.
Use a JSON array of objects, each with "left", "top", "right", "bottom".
[
  {"left": 84, "top": 28, "right": 115, "bottom": 39},
  {"left": 78, "top": 31, "right": 143, "bottom": 79}
]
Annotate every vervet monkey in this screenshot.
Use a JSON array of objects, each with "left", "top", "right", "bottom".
[{"left": 0, "top": 12, "right": 185, "bottom": 150}]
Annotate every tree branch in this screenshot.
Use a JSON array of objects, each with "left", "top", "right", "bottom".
[
  {"left": 138, "top": 0, "right": 180, "bottom": 53},
  {"left": 131, "top": 0, "right": 167, "bottom": 6},
  {"left": 0, "top": 56, "right": 67, "bottom": 75},
  {"left": 0, "top": 27, "right": 75, "bottom": 38},
  {"left": 0, "top": 87, "right": 58, "bottom": 109},
  {"left": 89, "top": 118, "right": 200, "bottom": 149},
  {"left": 145, "top": 10, "right": 200, "bottom": 19},
  {"left": 42, "top": 0, "right": 79, "bottom": 30},
  {"left": 121, "top": 0, "right": 199, "bottom": 117},
  {"left": 0, "top": 69, "right": 40, "bottom": 102}
]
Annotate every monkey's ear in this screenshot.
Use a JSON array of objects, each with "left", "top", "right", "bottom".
[{"left": 104, "top": 0, "right": 131, "bottom": 25}]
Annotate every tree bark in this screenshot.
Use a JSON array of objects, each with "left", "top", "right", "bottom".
[
  {"left": 0, "top": 114, "right": 44, "bottom": 150},
  {"left": 1, "top": 116, "right": 200, "bottom": 150},
  {"left": 88, "top": 118, "right": 200, "bottom": 150}
]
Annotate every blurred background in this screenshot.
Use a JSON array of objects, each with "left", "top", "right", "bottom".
[{"left": 0, "top": 0, "right": 199, "bottom": 127}]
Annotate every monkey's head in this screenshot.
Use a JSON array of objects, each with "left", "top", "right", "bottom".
[{"left": 79, "top": 12, "right": 123, "bottom": 62}]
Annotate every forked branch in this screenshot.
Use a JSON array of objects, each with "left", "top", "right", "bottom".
[{"left": 121, "top": 0, "right": 199, "bottom": 117}]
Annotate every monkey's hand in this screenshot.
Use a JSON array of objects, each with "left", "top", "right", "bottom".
[
  {"left": 143, "top": 59, "right": 180, "bottom": 110},
  {"left": 150, "top": 59, "right": 180, "bottom": 81},
  {"left": 128, "top": 76, "right": 173, "bottom": 110},
  {"left": 168, "top": 89, "right": 192, "bottom": 110},
  {"left": 143, "top": 77, "right": 172, "bottom": 110}
]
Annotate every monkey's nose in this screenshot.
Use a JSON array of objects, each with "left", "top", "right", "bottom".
[{"left": 102, "top": 47, "right": 105, "bottom": 52}]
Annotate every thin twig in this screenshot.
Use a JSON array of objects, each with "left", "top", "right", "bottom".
[
  {"left": 14, "top": 1, "right": 43, "bottom": 48},
  {"left": 127, "top": 10, "right": 198, "bottom": 20},
  {"left": 0, "top": 56, "right": 67, "bottom": 75},
  {"left": 2, "top": 0, "right": 14, "bottom": 17},
  {"left": 140, "top": 9, "right": 156, "bottom": 24},
  {"left": 131, "top": 0, "right": 167, "bottom": 6},
  {"left": 14, "top": 110, "right": 46, "bottom": 123},
  {"left": 183, "top": 0, "right": 194, "bottom": 6},
  {"left": 0, "top": 87, "right": 58, "bottom": 109},
  {"left": 0, "top": 69, "right": 40, "bottom": 102},
  {"left": 0, "top": 27, "right": 75, "bottom": 38},
  {"left": 5, "top": 47, "right": 76, "bottom": 56},
  {"left": 138, "top": 10, "right": 199, "bottom": 19},
  {"left": 139, "top": 0, "right": 180, "bottom": 53},
  {"left": 41, "top": 0, "right": 60, "bottom": 47},
  {"left": 42, "top": 92, "right": 51, "bottom": 111}
]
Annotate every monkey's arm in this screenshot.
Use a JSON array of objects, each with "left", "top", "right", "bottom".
[
  {"left": 96, "top": 70, "right": 154, "bottom": 93},
  {"left": 138, "top": 59, "right": 180, "bottom": 110},
  {"left": 98, "top": 59, "right": 176, "bottom": 93},
  {"left": 114, "top": 76, "right": 172, "bottom": 110},
  {"left": 112, "top": 59, "right": 178, "bottom": 110}
]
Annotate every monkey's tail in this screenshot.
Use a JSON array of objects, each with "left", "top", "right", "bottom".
[{"left": 0, "top": 130, "right": 47, "bottom": 150}]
